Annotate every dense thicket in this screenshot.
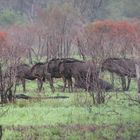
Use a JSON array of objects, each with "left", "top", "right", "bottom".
[{"left": 0, "top": 0, "right": 139, "bottom": 26}]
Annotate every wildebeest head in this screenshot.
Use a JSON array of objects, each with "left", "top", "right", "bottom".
[
  {"left": 47, "top": 58, "right": 63, "bottom": 78},
  {"left": 101, "top": 58, "right": 136, "bottom": 77},
  {"left": 101, "top": 58, "right": 124, "bottom": 73},
  {"left": 30, "top": 62, "right": 48, "bottom": 81},
  {"left": 13, "top": 64, "right": 35, "bottom": 80},
  {"left": 74, "top": 78, "right": 113, "bottom": 92},
  {"left": 16, "top": 64, "right": 32, "bottom": 78},
  {"left": 101, "top": 58, "right": 113, "bottom": 72}
]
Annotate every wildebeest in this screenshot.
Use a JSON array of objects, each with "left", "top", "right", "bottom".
[
  {"left": 30, "top": 62, "right": 54, "bottom": 92},
  {"left": 59, "top": 60, "right": 100, "bottom": 91},
  {"left": 101, "top": 58, "right": 136, "bottom": 91},
  {"left": 98, "top": 79, "right": 114, "bottom": 91},
  {"left": 71, "top": 61, "right": 99, "bottom": 84},
  {"left": 15, "top": 64, "right": 36, "bottom": 92},
  {"left": 47, "top": 58, "right": 84, "bottom": 92},
  {"left": 4, "top": 64, "right": 36, "bottom": 93},
  {"left": 58, "top": 59, "right": 84, "bottom": 92},
  {"left": 74, "top": 78, "right": 113, "bottom": 92}
]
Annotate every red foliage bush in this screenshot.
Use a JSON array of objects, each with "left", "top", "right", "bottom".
[{"left": 77, "top": 19, "right": 140, "bottom": 61}]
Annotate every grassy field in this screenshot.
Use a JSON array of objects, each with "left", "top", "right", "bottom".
[{"left": 0, "top": 78, "right": 140, "bottom": 140}]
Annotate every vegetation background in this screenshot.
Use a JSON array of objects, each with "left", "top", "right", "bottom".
[{"left": 0, "top": 0, "right": 140, "bottom": 26}]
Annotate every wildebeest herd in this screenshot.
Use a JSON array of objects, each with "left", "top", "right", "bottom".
[{"left": 14, "top": 57, "right": 137, "bottom": 94}]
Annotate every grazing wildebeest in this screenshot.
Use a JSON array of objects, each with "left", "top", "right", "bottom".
[
  {"left": 72, "top": 61, "right": 99, "bottom": 84},
  {"left": 5, "top": 64, "right": 36, "bottom": 93},
  {"left": 101, "top": 58, "right": 136, "bottom": 91},
  {"left": 15, "top": 64, "right": 36, "bottom": 92},
  {"left": 30, "top": 62, "right": 54, "bottom": 92},
  {"left": 74, "top": 78, "right": 113, "bottom": 92},
  {"left": 58, "top": 59, "right": 84, "bottom": 92},
  {"left": 98, "top": 79, "right": 114, "bottom": 91},
  {"left": 59, "top": 60, "right": 100, "bottom": 91},
  {"left": 47, "top": 58, "right": 83, "bottom": 92}
]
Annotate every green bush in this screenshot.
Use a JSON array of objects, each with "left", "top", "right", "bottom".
[{"left": 0, "top": 9, "right": 26, "bottom": 26}]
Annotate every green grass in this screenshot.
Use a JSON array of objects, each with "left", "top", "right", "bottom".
[{"left": 0, "top": 78, "right": 140, "bottom": 140}]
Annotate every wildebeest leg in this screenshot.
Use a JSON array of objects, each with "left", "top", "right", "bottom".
[
  {"left": 68, "top": 78, "right": 73, "bottom": 92},
  {"left": 37, "top": 78, "right": 43, "bottom": 92},
  {"left": 62, "top": 77, "right": 66, "bottom": 92},
  {"left": 70, "top": 78, "right": 73, "bottom": 92},
  {"left": 15, "top": 78, "right": 20, "bottom": 93},
  {"left": 7, "top": 89, "right": 13, "bottom": 103},
  {"left": 21, "top": 78, "right": 26, "bottom": 93},
  {"left": 49, "top": 78, "right": 55, "bottom": 93},
  {"left": 126, "top": 77, "right": 131, "bottom": 91},
  {"left": 73, "top": 78, "right": 78, "bottom": 92},
  {"left": 121, "top": 76, "right": 126, "bottom": 91},
  {"left": 14, "top": 81, "right": 17, "bottom": 93}
]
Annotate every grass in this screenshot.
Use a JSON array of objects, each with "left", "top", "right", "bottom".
[{"left": 0, "top": 78, "right": 140, "bottom": 140}]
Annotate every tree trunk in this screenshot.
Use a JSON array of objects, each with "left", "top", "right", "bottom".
[
  {"left": 135, "top": 63, "right": 140, "bottom": 102},
  {"left": 28, "top": 49, "right": 33, "bottom": 64},
  {"left": 111, "top": 73, "right": 114, "bottom": 88}
]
